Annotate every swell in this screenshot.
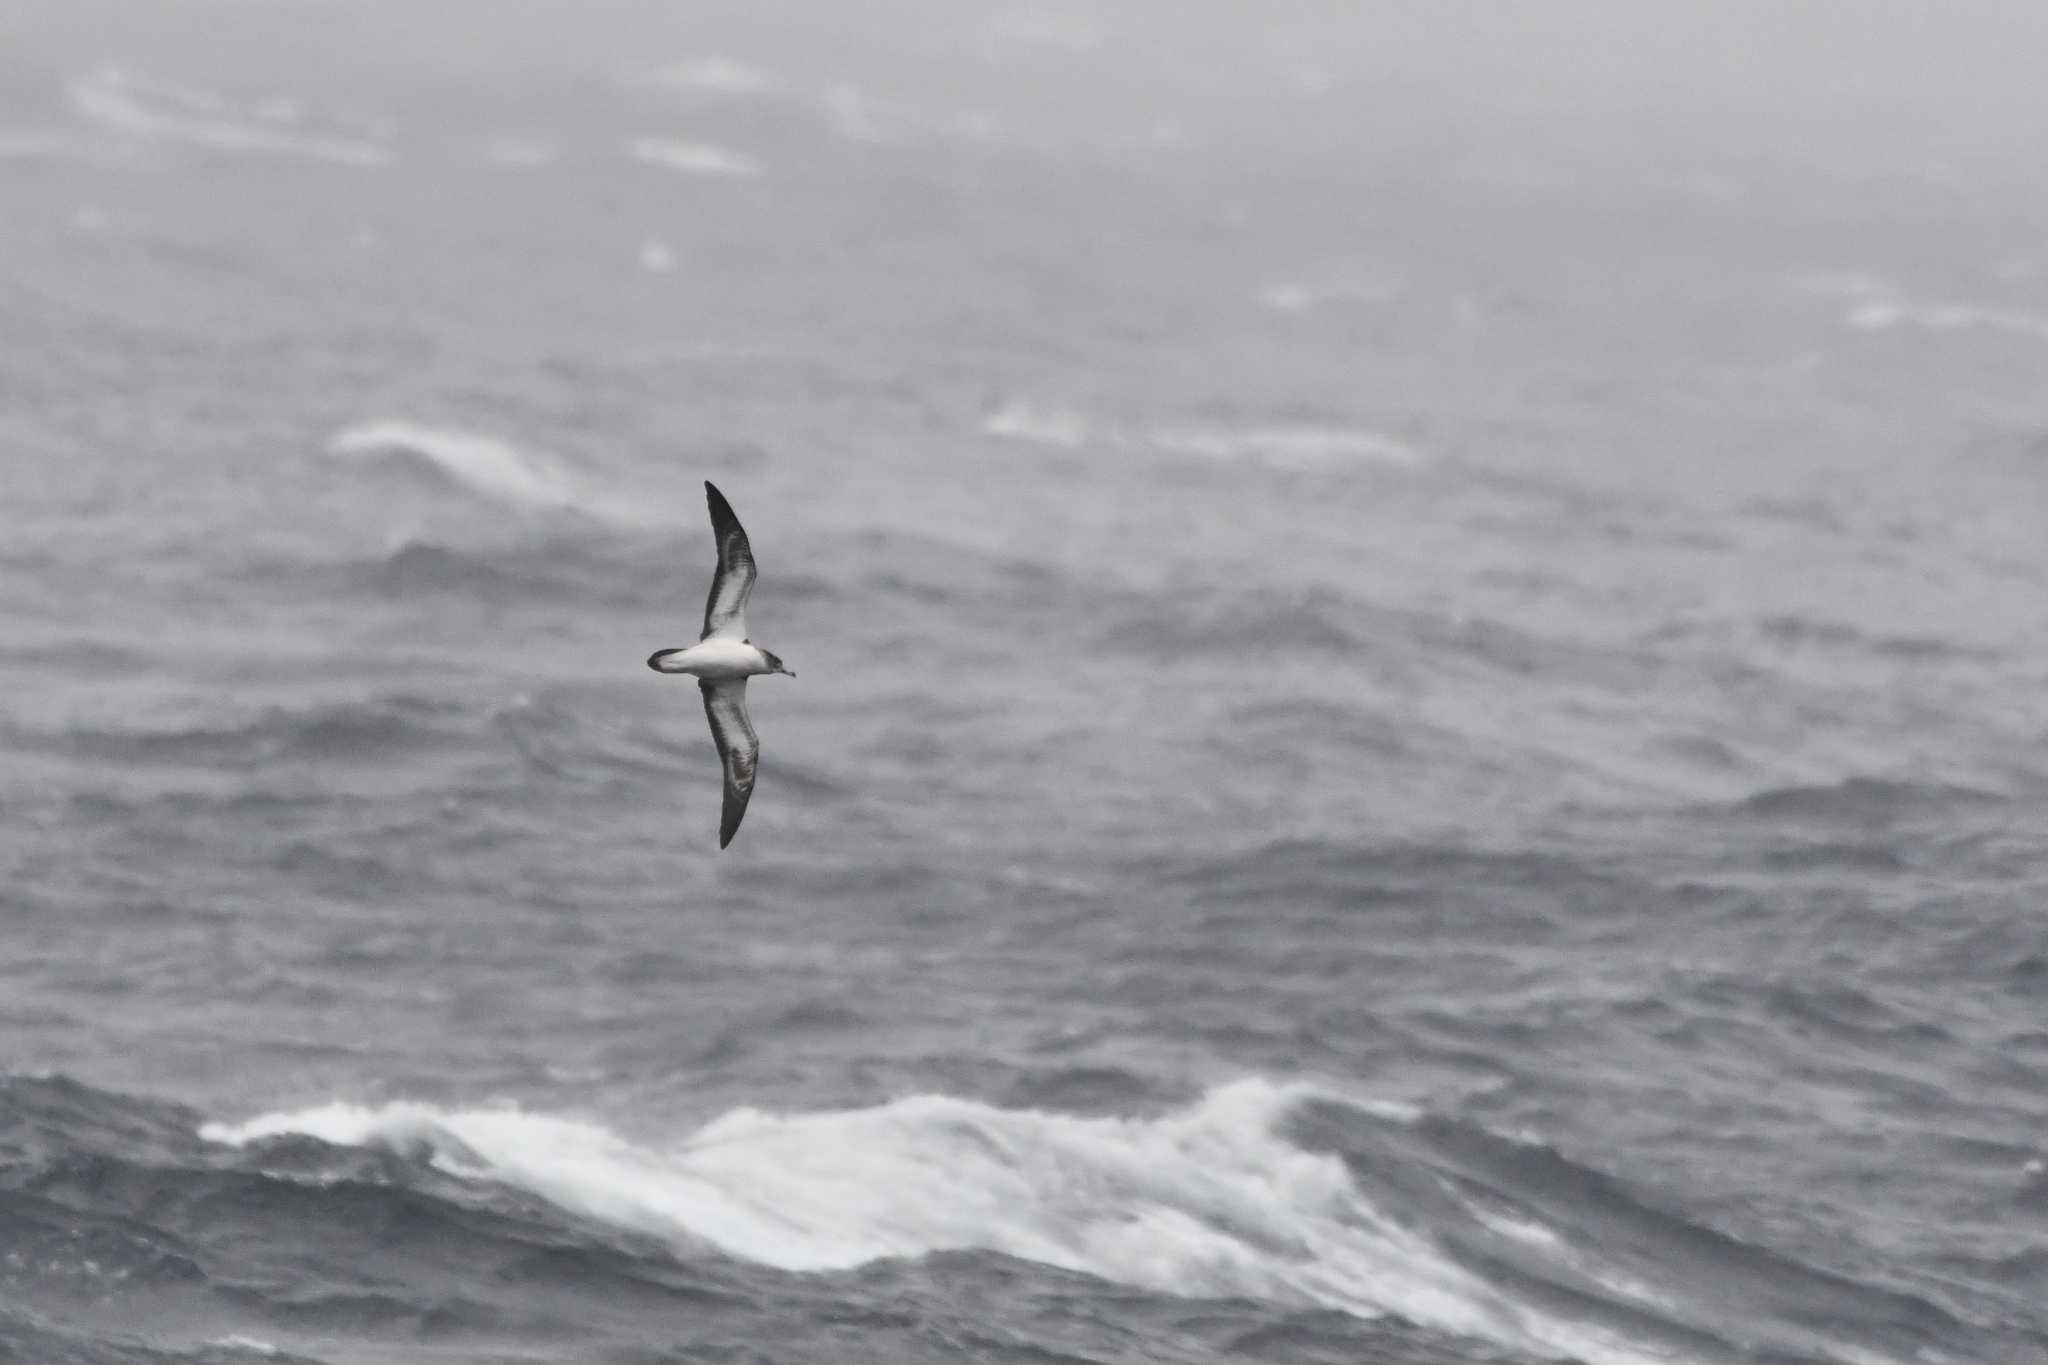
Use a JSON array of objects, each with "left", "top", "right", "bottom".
[
  {"left": 67, "top": 66, "right": 390, "bottom": 165},
  {"left": 1718, "top": 777, "right": 2007, "bottom": 825},
  {"left": 1137, "top": 836, "right": 1638, "bottom": 925},
  {"left": 250, "top": 536, "right": 677, "bottom": 612},
  {"left": 0, "top": 1076, "right": 746, "bottom": 1361},
  {"left": 2, "top": 694, "right": 479, "bottom": 772},
  {"left": 191, "top": 1077, "right": 2017, "bottom": 1365},
  {"left": 8, "top": 1074, "right": 2027, "bottom": 1365},
  {"left": 1289, "top": 1101, "right": 1991, "bottom": 1365}
]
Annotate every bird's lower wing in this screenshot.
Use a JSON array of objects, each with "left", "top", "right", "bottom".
[{"left": 700, "top": 678, "right": 759, "bottom": 848}]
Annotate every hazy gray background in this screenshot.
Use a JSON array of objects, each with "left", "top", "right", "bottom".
[{"left": 3, "top": 4, "right": 2046, "bottom": 1365}]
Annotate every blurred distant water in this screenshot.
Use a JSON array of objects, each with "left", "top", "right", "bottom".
[{"left": 4, "top": 4, "right": 2048, "bottom": 1363}]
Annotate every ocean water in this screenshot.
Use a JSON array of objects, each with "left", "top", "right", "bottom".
[{"left": 5, "top": 4, "right": 2048, "bottom": 1363}]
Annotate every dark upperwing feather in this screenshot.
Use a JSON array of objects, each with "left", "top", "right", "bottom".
[
  {"left": 700, "top": 678, "right": 758, "bottom": 849},
  {"left": 700, "top": 481, "right": 756, "bottom": 642}
]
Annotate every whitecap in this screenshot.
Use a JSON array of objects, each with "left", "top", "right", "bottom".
[
  {"left": 68, "top": 65, "right": 389, "bottom": 165},
  {"left": 325, "top": 422, "right": 584, "bottom": 514},
  {"left": 1147, "top": 423, "right": 1418, "bottom": 471},
  {"left": 980, "top": 401, "right": 1094, "bottom": 450},
  {"left": 629, "top": 137, "right": 762, "bottom": 178},
  {"left": 202, "top": 1079, "right": 1676, "bottom": 1365},
  {"left": 323, "top": 421, "right": 661, "bottom": 530},
  {"left": 981, "top": 401, "right": 1418, "bottom": 470},
  {"left": 1808, "top": 272, "right": 2048, "bottom": 342}
]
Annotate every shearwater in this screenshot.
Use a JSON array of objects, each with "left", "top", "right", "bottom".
[{"left": 646, "top": 482, "right": 795, "bottom": 848}]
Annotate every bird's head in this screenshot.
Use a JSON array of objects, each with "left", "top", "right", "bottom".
[
  {"left": 762, "top": 650, "right": 794, "bottom": 677},
  {"left": 647, "top": 648, "right": 683, "bottom": 672}
]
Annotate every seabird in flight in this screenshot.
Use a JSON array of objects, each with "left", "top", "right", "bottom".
[{"left": 647, "top": 482, "right": 794, "bottom": 848}]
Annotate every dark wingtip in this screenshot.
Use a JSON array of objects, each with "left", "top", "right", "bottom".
[{"left": 705, "top": 481, "right": 743, "bottom": 537}]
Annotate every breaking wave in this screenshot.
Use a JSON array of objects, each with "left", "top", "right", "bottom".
[
  {"left": 67, "top": 66, "right": 389, "bottom": 165},
  {"left": 981, "top": 401, "right": 1417, "bottom": 470},
  {"left": 198, "top": 1078, "right": 1949, "bottom": 1365},
  {"left": 322, "top": 421, "right": 657, "bottom": 527},
  {"left": 1806, "top": 274, "right": 2048, "bottom": 344},
  {"left": 325, "top": 421, "right": 582, "bottom": 512},
  {"left": 628, "top": 137, "right": 763, "bottom": 177}
]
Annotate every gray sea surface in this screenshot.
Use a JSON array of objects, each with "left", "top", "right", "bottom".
[{"left": 4, "top": 3, "right": 2048, "bottom": 1363}]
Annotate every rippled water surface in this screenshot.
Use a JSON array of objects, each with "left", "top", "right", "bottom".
[{"left": 4, "top": 4, "right": 2048, "bottom": 1363}]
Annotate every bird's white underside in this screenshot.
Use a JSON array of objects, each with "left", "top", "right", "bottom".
[{"left": 654, "top": 638, "right": 777, "bottom": 680}]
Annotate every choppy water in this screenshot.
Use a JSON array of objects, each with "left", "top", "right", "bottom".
[{"left": 5, "top": 4, "right": 2048, "bottom": 1363}]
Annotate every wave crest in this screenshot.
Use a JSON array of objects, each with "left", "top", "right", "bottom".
[
  {"left": 68, "top": 66, "right": 389, "bottom": 165},
  {"left": 981, "top": 401, "right": 1418, "bottom": 470},
  {"left": 205, "top": 1080, "right": 1706, "bottom": 1365}
]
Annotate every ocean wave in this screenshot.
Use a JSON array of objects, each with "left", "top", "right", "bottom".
[
  {"left": 67, "top": 66, "right": 389, "bottom": 165},
  {"left": 1847, "top": 298, "right": 2048, "bottom": 342},
  {"left": 628, "top": 137, "right": 762, "bottom": 178},
  {"left": 1723, "top": 777, "right": 2006, "bottom": 825},
  {"left": 1149, "top": 423, "right": 1418, "bottom": 470},
  {"left": 323, "top": 421, "right": 585, "bottom": 513},
  {"left": 1807, "top": 274, "right": 2048, "bottom": 344},
  {"left": 1293, "top": 1102, "right": 1973, "bottom": 1365},
  {"left": 9, "top": 694, "right": 477, "bottom": 771},
  {"left": 322, "top": 421, "right": 659, "bottom": 527},
  {"left": 202, "top": 1079, "right": 1723, "bottom": 1365},
  {"left": 1754, "top": 615, "right": 1997, "bottom": 663},
  {"left": 1103, "top": 589, "right": 1364, "bottom": 656},
  {"left": 980, "top": 400, "right": 1418, "bottom": 470},
  {"left": 0, "top": 1073, "right": 1998, "bottom": 1365},
  {"left": 627, "top": 57, "right": 1023, "bottom": 149},
  {"left": 1141, "top": 838, "right": 1627, "bottom": 924},
  {"left": 285, "top": 536, "right": 667, "bottom": 611}
]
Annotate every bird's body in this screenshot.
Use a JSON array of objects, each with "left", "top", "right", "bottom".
[
  {"left": 646, "top": 482, "right": 793, "bottom": 848},
  {"left": 649, "top": 637, "right": 781, "bottom": 682}
]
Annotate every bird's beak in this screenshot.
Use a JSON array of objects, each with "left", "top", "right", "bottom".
[{"left": 779, "top": 668, "right": 796, "bottom": 678}]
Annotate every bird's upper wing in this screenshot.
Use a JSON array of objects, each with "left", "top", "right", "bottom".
[
  {"left": 700, "top": 678, "right": 759, "bottom": 849},
  {"left": 700, "top": 481, "right": 756, "bottom": 642}
]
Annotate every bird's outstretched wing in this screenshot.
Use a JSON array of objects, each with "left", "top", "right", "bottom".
[
  {"left": 700, "top": 678, "right": 758, "bottom": 849},
  {"left": 700, "top": 481, "right": 756, "bottom": 642}
]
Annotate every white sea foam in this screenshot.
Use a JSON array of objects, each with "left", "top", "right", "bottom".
[
  {"left": 68, "top": 66, "right": 389, "bottom": 165},
  {"left": 1803, "top": 272, "right": 2048, "bottom": 342},
  {"left": 627, "top": 53, "right": 1021, "bottom": 150},
  {"left": 982, "top": 402, "right": 1418, "bottom": 470},
  {"left": 325, "top": 422, "right": 582, "bottom": 512},
  {"left": 981, "top": 401, "right": 1094, "bottom": 450},
  {"left": 629, "top": 137, "right": 762, "bottom": 178},
  {"left": 202, "top": 1079, "right": 1674, "bottom": 1365},
  {"left": 1846, "top": 297, "right": 2048, "bottom": 340},
  {"left": 1148, "top": 424, "right": 1419, "bottom": 471}
]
